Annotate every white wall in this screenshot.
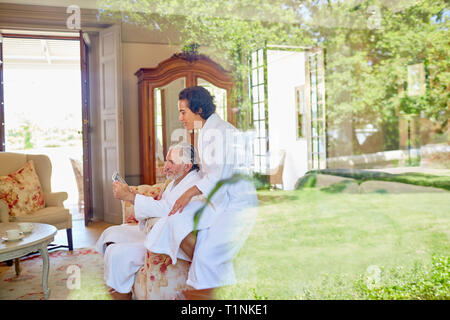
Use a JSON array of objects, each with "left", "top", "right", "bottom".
[
  {"left": 267, "top": 50, "right": 308, "bottom": 190},
  {"left": 121, "top": 42, "right": 180, "bottom": 185}
]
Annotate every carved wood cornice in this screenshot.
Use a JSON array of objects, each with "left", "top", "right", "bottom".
[
  {"left": 135, "top": 54, "right": 233, "bottom": 87},
  {"left": 0, "top": 3, "right": 111, "bottom": 30}
]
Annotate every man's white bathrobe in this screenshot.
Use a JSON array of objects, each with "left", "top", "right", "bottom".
[
  {"left": 94, "top": 170, "right": 211, "bottom": 293},
  {"left": 149, "top": 113, "right": 258, "bottom": 290}
]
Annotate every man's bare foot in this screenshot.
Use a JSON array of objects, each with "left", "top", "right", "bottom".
[
  {"left": 108, "top": 288, "right": 132, "bottom": 300},
  {"left": 182, "top": 288, "right": 215, "bottom": 300}
]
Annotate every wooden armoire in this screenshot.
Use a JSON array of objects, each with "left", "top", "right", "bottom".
[{"left": 135, "top": 52, "right": 235, "bottom": 185}]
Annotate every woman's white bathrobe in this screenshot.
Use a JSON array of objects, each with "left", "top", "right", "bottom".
[
  {"left": 94, "top": 170, "right": 211, "bottom": 293},
  {"left": 188, "top": 113, "right": 258, "bottom": 290},
  {"left": 147, "top": 113, "right": 258, "bottom": 290}
]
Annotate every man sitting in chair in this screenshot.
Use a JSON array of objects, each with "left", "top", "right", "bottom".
[{"left": 95, "top": 142, "right": 208, "bottom": 300}]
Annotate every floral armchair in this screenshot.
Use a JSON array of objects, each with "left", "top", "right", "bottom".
[{"left": 120, "top": 183, "right": 191, "bottom": 300}]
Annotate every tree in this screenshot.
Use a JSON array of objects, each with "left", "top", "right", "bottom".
[{"left": 99, "top": 0, "right": 449, "bottom": 154}]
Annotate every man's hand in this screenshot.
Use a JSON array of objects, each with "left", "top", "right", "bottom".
[
  {"left": 169, "top": 186, "right": 202, "bottom": 216},
  {"left": 112, "top": 181, "right": 136, "bottom": 204}
]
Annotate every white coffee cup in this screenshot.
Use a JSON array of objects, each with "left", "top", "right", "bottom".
[
  {"left": 6, "top": 229, "right": 23, "bottom": 240},
  {"left": 18, "top": 223, "right": 33, "bottom": 233}
]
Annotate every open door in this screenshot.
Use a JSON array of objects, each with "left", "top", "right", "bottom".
[
  {"left": 80, "top": 31, "right": 93, "bottom": 226},
  {"left": 99, "top": 25, "right": 125, "bottom": 224},
  {"left": 0, "top": 32, "right": 94, "bottom": 223},
  {"left": 305, "top": 47, "right": 327, "bottom": 170},
  {"left": 0, "top": 34, "right": 4, "bottom": 151}
]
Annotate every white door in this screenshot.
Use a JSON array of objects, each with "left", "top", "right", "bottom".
[{"left": 99, "top": 25, "right": 124, "bottom": 224}]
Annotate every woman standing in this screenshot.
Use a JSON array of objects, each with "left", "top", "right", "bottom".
[{"left": 170, "top": 86, "right": 258, "bottom": 298}]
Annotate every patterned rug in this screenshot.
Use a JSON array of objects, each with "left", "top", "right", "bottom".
[{"left": 0, "top": 248, "right": 111, "bottom": 300}]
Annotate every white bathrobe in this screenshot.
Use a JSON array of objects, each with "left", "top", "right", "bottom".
[
  {"left": 95, "top": 170, "right": 206, "bottom": 293},
  {"left": 183, "top": 113, "right": 258, "bottom": 289},
  {"left": 132, "top": 113, "right": 258, "bottom": 290},
  {"left": 136, "top": 171, "right": 215, "bottom": 263}
]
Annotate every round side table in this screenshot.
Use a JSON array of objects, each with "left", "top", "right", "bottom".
[{"left": 0, "top": 222, "right": 57, "bottom": 299}]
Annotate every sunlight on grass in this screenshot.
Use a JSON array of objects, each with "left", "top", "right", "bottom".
[{"left": 216, "top": 189, "right": 450, "bottom": 299}]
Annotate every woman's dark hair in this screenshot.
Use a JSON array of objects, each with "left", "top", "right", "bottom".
[
  {"left": 179, "top": 86, "right": 216, "bottom": 120},
  {"left": 189, "top": 144, "right": 200, "bottom": 172}
]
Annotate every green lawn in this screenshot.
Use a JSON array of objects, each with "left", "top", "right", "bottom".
[{"left": 215, "top": 189, "right": 450, "bottom": 299}]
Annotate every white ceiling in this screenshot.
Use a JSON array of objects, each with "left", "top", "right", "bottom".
[{"left": 3, "top": 37, "right": 80, "bottom": 66}]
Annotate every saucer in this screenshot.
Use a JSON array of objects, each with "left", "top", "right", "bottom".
[{"left": 2, "top": 234, "right": 25, "bottom": 242}]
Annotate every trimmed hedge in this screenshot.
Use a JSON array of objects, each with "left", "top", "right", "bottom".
[{"left": 296, "top": 169, "right": 450, "bottom": 191}]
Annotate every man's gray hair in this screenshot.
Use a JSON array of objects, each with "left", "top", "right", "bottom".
[{"left": 167, "top": 142, "right": 200, "bottom": 172}]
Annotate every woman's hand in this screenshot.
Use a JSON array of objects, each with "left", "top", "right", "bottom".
[
  {"left": 155, "top": 187, "right": 164, "bottom": 201},
  {"left": 169, "top": 186, "right": 202, "bottom": 216}
]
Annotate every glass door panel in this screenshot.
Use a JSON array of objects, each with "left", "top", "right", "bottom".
[
  {"left": 153, "top": 77, "right": 186, "bottom": 183},
  {"left": 308, "top": 48, "right": 326, "bottom": 170}
]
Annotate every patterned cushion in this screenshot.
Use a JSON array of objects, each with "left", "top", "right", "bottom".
[
  {"left": 125, "top": 180, "right": 190, "bottom": 300},
  {"left": 133, "top": 251, "right": 191, "bottom": 300},
  {"left": 0, "top": 160, "right": 45, "bottom": 217}
]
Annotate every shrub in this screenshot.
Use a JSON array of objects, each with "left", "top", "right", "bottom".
[
  {"left": 252, "top": 172, "right": 271, "bottom": 190},
  {"left": 306, "top": 169, "right": 450, "bottom": 191},
  {"left": 355, "top": 254, "right": 450, "bottom": 300},
  {"left": 295, "top": 172, "right": 317, "bottom": 190}
]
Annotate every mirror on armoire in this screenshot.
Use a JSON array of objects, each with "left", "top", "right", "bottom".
[
  {"left": 136, "top": 53, "right": 234, "bottom": 185},
  {"left": 153, "top": 77, "right": 186, "bottom": 183},
  {"left": 197, "top": 78, "right": 228, "bottom": 122}
]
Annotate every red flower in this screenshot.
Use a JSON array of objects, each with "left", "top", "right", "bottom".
[{"left": 150, "top": 254, "right": 163, "bottom": 265}]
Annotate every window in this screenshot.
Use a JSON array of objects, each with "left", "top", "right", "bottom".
[
  {"left": 295, "top": 85, "right": 306, "bottom": 139},
  {"left": 307, "top": 48, "right": 326, "bottom": 170},
  {"left": 249, "top": 48, "right": 269, "bottom": 173}
]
